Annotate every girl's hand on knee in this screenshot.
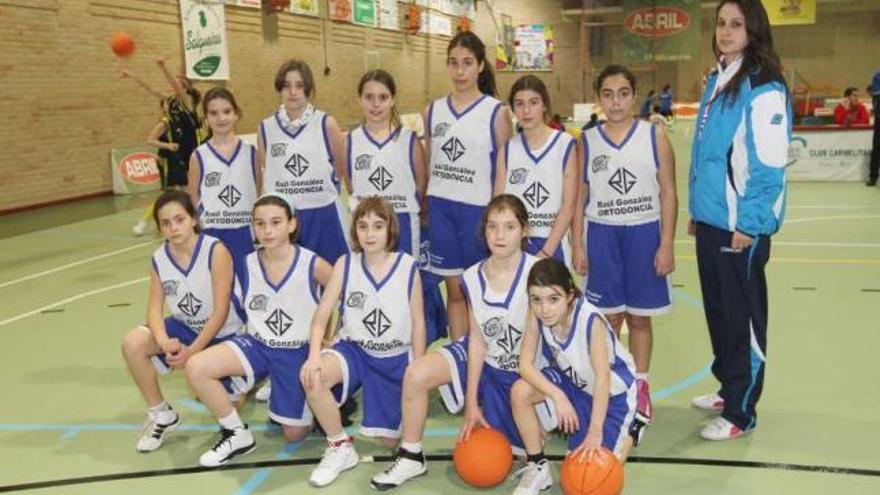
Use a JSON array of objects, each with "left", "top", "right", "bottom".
[
  {"left": 553, "top": 393, "right": 580, "bottom": 434},
  {"left": 161, "top": 338, "right": 182, "bottom": 355},
  {"left": 300, "top": 357, "right": 323, "bottom": 390}
]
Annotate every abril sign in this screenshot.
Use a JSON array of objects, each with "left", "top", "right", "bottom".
[
  {"left": 624, "top": 7, "right": 691, "bottom": 37},
  {"left": 621, "top": 0, "right": 699, "bottom": 62}
]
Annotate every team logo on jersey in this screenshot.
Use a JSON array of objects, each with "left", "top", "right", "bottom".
[
  {"left": 270, "top": 143, "right": 287, "bottom": 158},
  {"left": 264, "top": 308, "right": 293, "bottom": 337},
  {"left": 284, "top": 154, "right": 310, "bottom": 177},
  {"left": 419, "top": 239, "right": 431, "bottom": 269},
  {"left": 161, "top": 280, "right": 179, "bottom": 297},
  {"left": 354, "top": 154, "right": 372, "bottom": 171},
  {"left": 562, "top": 366, "right": 589, "bottom": 389},
  {"left": 440, "top": 137, "right": 466, "bottom": 162},
  {"left": 608, "top": 167, "right": 637, "bottom": 195},
  {"left": 523, "top": 182, "right": 550, "bottom": 209},
  {"left": 346, "top": 291, "right": 366, "bottom": 309},
  {"left": 218, "top": 185, "right": 242, "bottom": 208},
  {"left": 177, "top": 293, "right": 203, "bottom": 317},
  {"left": 591, "top": 154, "right": 610, "bottom": 173},
  {"left": 508, "top": 168, "right": 528, "bottom": 185},
  {"left": 248, "top": 294, "right": 269, "bottom": 312},
  {"left": 362, "top": 308, "right": 392, "bottom": 338},
  {"left": 483, "top": 316, "right": 505, "bottom": 338},
  {"left": 432, "top": 123, "right": 450, "bottom": 138},
  {"left": 496, "top": 324, "right": 523, "bottom": 355},
  {"left": 205, "top": 172, "right": 222, "bottom": 187},
  {"left": 369, "top": 166, "right": 394, "bottom": 191}
]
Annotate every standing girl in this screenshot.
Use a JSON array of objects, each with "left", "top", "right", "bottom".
[
  {"left": 689, "top": 0, "right": 790, "bottom": 441},
  {"left": 187, "top": 87, "right": 259, "bottom": 281},
  {"left": 370, "top": 195, "right": 538, "bottom": 491},
  {"left": 510, "top": 259, "right": 637, "bottom": 494},
  {"left": 259, "top": 59, "right": 349, "bottom": 265},
  {"left": 185, "top": 194, "right": 332, "bottom": 467},
  {"left": 301, "top": 197, "right": 426, "bottom": 488},
  {"left": 121, "top": 190, "right": 243, "bottom": 453},
  {"left": 571, "top": 64, "right": 677, "bottom": 441},
  {"left": 425, "top": 32, "right": 513, "bottom": 339},
  {"left": 344, "top": 69, "right": 427, "bottom": 259},
  {"left": 659, "top": 84, "right": 674, "bottom": 118},
  {"left": 496, "top": 75, "right": 577, "bottom": 263}
]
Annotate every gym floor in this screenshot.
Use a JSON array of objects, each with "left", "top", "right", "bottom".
[{"left": 1, "top": 123, "right": 879, "bottom": 494}]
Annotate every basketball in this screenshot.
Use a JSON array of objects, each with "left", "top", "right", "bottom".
[
  {"left": 452, "top": 428, "right": 512, "bottom": 488},
  {"left": 110, "top": 32, "right": 135, "bottom": 57},
  {"left": 560, "top": 448, "right": 624, "bottom": 495}
]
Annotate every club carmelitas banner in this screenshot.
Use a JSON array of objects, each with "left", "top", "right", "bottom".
[
  {"left": 621, "top": 0, "right": 700, "bottom": 63},
  {"left": 179, "top": 0, "right": 230, "bottom": 80}
]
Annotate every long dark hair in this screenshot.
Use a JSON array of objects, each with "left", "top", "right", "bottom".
[
  {"left": 201, "top": 87, "right": 241, "bottom": 139},
  {"left": 448, "top": 32, "right": 496, "bottom": 97},
  {"left": 527, "top": 258, "right": 583, "bottom": 301},
  {"left": 509, "top": 75, "right": 552, "bottom": 123},
  {"left": 153, "top": 190, "right": 200, "bottom": 233},
  {"left": 712, "top": 0, "right": 787, "bottom": 104}
]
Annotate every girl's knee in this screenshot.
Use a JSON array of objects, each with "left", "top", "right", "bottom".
[
  {"left": 121, "top": 328, "right": 148, "bottom": 358},
  {"left": 510, "top": 379, "right": 535, "bottom": 405},
  {"left": 625, "top": 314, "right": 651, "bottom": 331},
  {"left": 282, "top": 425, "right": 311, "bottom": 443}
]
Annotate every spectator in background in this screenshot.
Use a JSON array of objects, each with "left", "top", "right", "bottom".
[
  {"left": 640, "top": 90, "right": 656, "bottom": 118},
  {"left": 868, "top": 72, "right": 880, "bottom": 186},
  {"left": 834, "top": 87, "right": 869, "bottom": 127},
  {"left": 649, "top": 104, "right": 667, "bottom": 128},
  {"left": 659, "top": 84, "right": 674, "bottom": 118},
  {"left": 581, "top": 112, "right": 602, "bottom": 131},
  {"left": 549, "top": 113, "right": 565, "bottom": 130}
]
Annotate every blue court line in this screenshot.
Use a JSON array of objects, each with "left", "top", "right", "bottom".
[
  {"left": 178, "top": 398, "right": 210, "bottom": 414},
  {"left": 234, "top": 441, "right": 303, "bottom": 495}
]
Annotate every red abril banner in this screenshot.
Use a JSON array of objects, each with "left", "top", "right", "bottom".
[{"left": 621, "top": 0, "right": 699, "bottom": 62}]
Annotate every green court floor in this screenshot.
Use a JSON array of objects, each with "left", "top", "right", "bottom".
[{"left": 1, "top": 124, "right": 879, "bottom": 494}]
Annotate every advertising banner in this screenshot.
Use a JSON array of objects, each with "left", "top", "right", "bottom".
[
  {"left": 179, "top": 0, "right": 230, "bottom": 80},
  {"left": 621, "top": 0, "right": 700, "bottom": 63},
  {"left": 111, "top": 147, "right": 163, "bottom": 195}
]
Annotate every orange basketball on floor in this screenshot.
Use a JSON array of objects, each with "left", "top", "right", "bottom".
[
  {"left": 452, "top": 428, "right": 513, "bottom": 488},
  {"left": 560, "top": 448, "right": 624, "bottom": 495},
  {"left": 110, "top": 32, "right": 135, "bottom": 57}
]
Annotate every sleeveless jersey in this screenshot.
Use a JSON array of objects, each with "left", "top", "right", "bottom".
[
  {"left": 583, "top": 120, "right": 661, "bottom": 225},
  {"left": 261, "top": 109, "right": 340, "bottom": 210},
  {"left": 151, "top": 234, "right": 243, "bottom": 338},
  {"left": 540, "top": 298, "right": 635, "bottom": 396},
  {"left": 338, "top": 252, "right": 417, "bottom": 357},
  {"left": 462, "top": 253, "right": 538, "bottom": 372},
  {"left": 504, "top": 130, "right": 575, "bottom": 238},
  {"left": 347, "top": 126, "right": 419, "bottom": 214},
  {"left": 427, "top": 95, "right": 503, "bottom": 206},
  {"left": 240, "top": 247, "right": 320, "bottom": 349},
  {"left": 195, "top": 140, "right": 257, "bottom": 230}
]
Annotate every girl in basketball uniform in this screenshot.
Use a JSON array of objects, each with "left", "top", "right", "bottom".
[
  {"left": 425, "top": 32, "right": 513, "bottom": 339},
  {"left": 571, "top": 65, "right": 677, "bottom": 441},
  {"left": 496, "top": 75, "right": 577, "bottom": 263},
  {"left": 300, "top": 197, "right": 426, "bottom": 488},
  {"left": 259, "top": 59, "right": 349, "bottom": 265},
  {"left": 370, "top": 195, "right": 538, "bottom": 491},
  {"left": 185, "top": 194, "right": 333, "bottom": 467},
  {"left": 187, "top": 87, "right": 259, "bottom": 282},
  {"left": 121, "top": 190, "right": 242, "bottom": 453},
  {"left": 510, "top": 259, "right": 637, "bottom": 494},
  {"left": 343, "top": 69, "right": 427, "bottom": 259}
]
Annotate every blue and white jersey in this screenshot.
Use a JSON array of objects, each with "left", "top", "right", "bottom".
[
  {"left": 195, "top": 140, "right": 258, "bottom": 230},
  {"left": 152, "top": 234, "right": 243, "bottom": 338},
  {"left": 427, "top": 95, "right": 503, "bottom": 206},
  {"left": 690, "top": 57, "right": 791, "bottom": 236},
  {"left": 540, "top": 297, "right": 635, "bottom": 397},
  {"left": 504, "top": 130, "right": 575, "bottom": 238},
  {"left": 583, "top": 120, "right": 660, "bottom": 226},
  {"left": 348, "top": 126, "right": 420, "bottom": 214},
  {"left": 462, "top": 253, "right": 538, "bottom": 372},
  {"left": 261, "top": 108, "right": 340, "bottom": 211},
  {"left": 239, "top": 247, "right": 320, "bottom": 349},
  {"left": 338, "top": 252, "right": 418, "bottom": 357}
]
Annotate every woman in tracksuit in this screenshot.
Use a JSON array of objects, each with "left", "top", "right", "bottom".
[{"left": 688, "top": 0, "right": 791, "bottom": 441}]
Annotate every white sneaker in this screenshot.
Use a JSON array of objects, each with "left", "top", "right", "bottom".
[
  {"left": 691, "top": 393, "right": 725, "bottom": 411},
  {"left": 132, "top": 219, "right": 149, "bottom": 236},
  {"left": 255, "top": 380, "right": 271, "bottom": 402},
  {"left": 310, "top": 437, "right": 359, "bottom": 487},
  {"left": 199, "top": 426, "right": 256, "bottom": 467},
  {"left": 699, "top": 417, "right": 745, "bottom": 441},
  {"left": 512, "top": 459, "right": 552, "bottom": 495},
  {"left": 136, "top": 410, "right": 179, "bottom": 452},
  {"left": 370, "top": 448, "right": 427, "bottom": 490}
]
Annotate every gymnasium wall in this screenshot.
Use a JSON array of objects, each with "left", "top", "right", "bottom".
[{"left": 0, "top": 0, "right": 583, "bottom": 212}]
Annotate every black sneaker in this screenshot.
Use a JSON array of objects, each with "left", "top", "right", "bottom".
[
  {"left": 629, "top": 412, "right": 650, "bottom": 447},
  {"left": 370, "top": 448, "right": 427, "bottom": 491}
]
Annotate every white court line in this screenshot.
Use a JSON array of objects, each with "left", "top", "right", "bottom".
[
  {"left": 0, "top": 242, "right": 152, "bottom": 289},
  {"left": 675, "top": 239, "right": 880, "bottom": 248},
  {"left": 0, "top": 277, "right": 148, "bottom": 327},
  {"left": 785, "top": 215, "right": 880, "bottom": 224}
]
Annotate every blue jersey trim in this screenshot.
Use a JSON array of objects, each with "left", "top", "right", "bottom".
[
  {"left": 561, "top": 138, "right": 575, "bottom": 172},
  {"left": 165, "top": 234, "right": 205, "bottom": 276},
  {"left": 446, "top": 93, "right": 487, "bottom": 120},
  {"left": 477, "top": 252, "right": 527, "bottom": 309},
  {"left": 257, "top": 246, "right": 301, "bottom": 293},
  {"left": 308, "top": 253, "right": 321, "bottom": 304},
  {"left": 206, "top": 139, "right": 242, "bottom": 166},
  {"left": 361, "top": 252, "right": 404, "bottom": 292}
]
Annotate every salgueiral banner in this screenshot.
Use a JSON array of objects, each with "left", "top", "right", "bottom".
[
  {"left": 179, "top": 0, "right": 230, "bottom": 80},
  {"left": 621, "top": 0, "right": 700, "bottom": 63}
]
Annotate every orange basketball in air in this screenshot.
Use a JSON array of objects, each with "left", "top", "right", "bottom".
[
  {"left": 452, "top": 427, "right": 513, "bottom": 488},
  {"left": 110, "top": 32, "right": 135, "bottom": 57},
  {"left": 560, "top": 448, "right": 624, "bottom": 495}
]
